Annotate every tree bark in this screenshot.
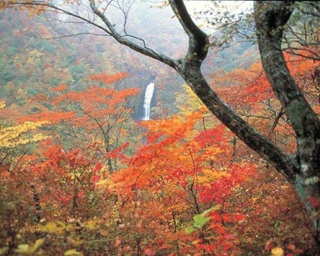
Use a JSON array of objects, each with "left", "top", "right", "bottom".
[{"left": 254, "top": 1, "right": 320, "bottom": 231}]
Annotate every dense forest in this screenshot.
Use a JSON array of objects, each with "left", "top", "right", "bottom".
[{"left": 0, "top": 1, "right": 320, "bottom": 255}]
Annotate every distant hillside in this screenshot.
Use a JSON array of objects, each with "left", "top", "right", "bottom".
[{"left": 0, "top": 6, "right": 259, "bottom": 118}]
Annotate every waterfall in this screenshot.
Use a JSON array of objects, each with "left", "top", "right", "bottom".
[{"left": 142, "top": 83, "right": 155, "bottom": 120}]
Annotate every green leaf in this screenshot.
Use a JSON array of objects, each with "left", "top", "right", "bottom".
[
  {"left": 201, "top": 205, "right": 220, "bottom": 216},
  {"left": 193, "top": 214, "right": 211, "bottom": 228},
  {"left": 64, "top": 249, "right": 82, "bottom": 255},
  {"left": 29, "top": 238, "right": 45, "bottom": 253},
  {"left": 189, "top": 206, "right": 220, "bottom": 230},
  {"left": 14, "top": 239, "right": 45, "bottom": 254},
  {"left": 185, "top": 225, "right": 196, "bottom": 235},
  {"left": 14, "top": 244, "right": 29, "bottom": 253}
]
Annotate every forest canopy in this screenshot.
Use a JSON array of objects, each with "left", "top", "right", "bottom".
[{"left": 0, "top": 0, "right": 320, "bottom": 255}]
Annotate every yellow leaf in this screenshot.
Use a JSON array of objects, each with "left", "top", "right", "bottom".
[
  {"left": 85, "top": 220, "right": 97, "bottom": 230},
  {"left": 29, "top": 238, "right": 45, "bottom": 253},
  {"left": 0, "top": 247, "right": 8, "bottom": 255},
  {"left": 0, "top": 121, "right": 50, "bottom": 148},
  {"left": 197, "top": 169, "right": 229, "bottom": 184},
  {"left": 14, "top": 244, "right": 29, "bottom": 253},
  {"left": 64, "top": 249, "right": 82, "bottom": 255},
  {"left": 176, "top": 84, "right": 206, "bottom": 115},
  {"left": 271, "top": 247, "right": 284, "bottom": 256},
  {"left": 0, "top": 101, "right": 5, "bottom": 109},
  {"left": 42, "top": 222, "right": 57, "bottom": 233}
]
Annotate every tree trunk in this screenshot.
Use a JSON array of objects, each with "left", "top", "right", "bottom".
[
  {"left": 254, "top": 1, "right": 320, "bottom": 232},
  {"left": 170, "top": 0, "right": 300, "bottom": 179}
]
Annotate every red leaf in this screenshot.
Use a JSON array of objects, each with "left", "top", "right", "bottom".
[
  {"left": 107, "top": 142, "right": 129, "bottom": 159},
  {"left": 94, "top": 163, "right": 103, "bottom": 172},
  {"left": 234, "top": 213, "right": 246, "bottom": 222},
  {"left": 144, "top": 249, "right": 156, "bottom": 256},
  {"left": 91, "top": 175, "right": 101, "bottom": 183},
  {"left": 222, "top": 213, "right": 232, "bottom": 222},
  {"left": 308, "top": 197, "right": 320, "bottom": 208}
]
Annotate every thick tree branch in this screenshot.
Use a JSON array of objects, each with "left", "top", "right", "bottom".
[
  {"left": 168, "top": 0, "right": 299, "bottom": 181},
  {"left": 169, "top": 0, "right": 208, "bottom": 63},
  {"left": 254, "top": 1, "right": 320, "bottom": 175}
]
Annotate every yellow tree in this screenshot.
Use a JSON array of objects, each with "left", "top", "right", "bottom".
[
  {"left": 0, "top": 100, "right": 50, "bottom": 255},
  {"left": 0, "top": 100, "right": 49, "bottom": 165}
]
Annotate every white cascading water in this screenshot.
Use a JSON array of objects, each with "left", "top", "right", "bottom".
[{"left": 142, "top": 83, "right": 155, "bottom": 120}]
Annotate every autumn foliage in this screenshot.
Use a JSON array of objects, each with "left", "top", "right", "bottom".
[{"left": 1, "top": 54, "right": 319, "bottom": 255}]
